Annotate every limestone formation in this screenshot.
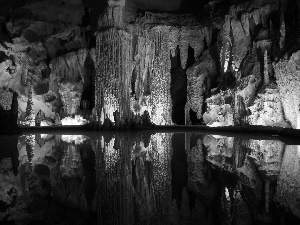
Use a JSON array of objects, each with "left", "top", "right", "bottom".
[{"left": 0, "top": 0, "right": 297, "bottom": 128}]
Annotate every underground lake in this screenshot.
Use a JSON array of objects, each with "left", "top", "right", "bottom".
[{"left": 0, "top": 130, "right": 300, "bottom": 225}]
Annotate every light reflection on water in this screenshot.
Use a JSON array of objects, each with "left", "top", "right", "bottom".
[{"left": 0, "top": 131, "right": 300, "bottom": 224}]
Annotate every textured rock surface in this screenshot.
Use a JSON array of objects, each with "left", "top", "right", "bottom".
[
  {"left": 203, "top": 91, "right": 234, "bottom": 126},
  {"left": 0, "top": 0, "right": 299, "bottom": 127},
  {"left": 186, "top": 51, "right": 217, "bottom": 119},
  {"left": 0, "top": 0, "right": 93, "bottom": 124},
  {"left": 248, "top": 83, "right": 290, "bottom": 127},
  {"left": 274, "top": 51, "right": 300, "bottom": 128},
  {"left": 248, "top": 139, "right": 285, "bottom": 177},
  {"left": 203, "top": 135, "right": 234, "bottom": 170}
]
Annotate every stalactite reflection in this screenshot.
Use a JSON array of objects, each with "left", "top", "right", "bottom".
[
  {"left": 1, "top": 132, "right": 300, "bottom": 224},
  {"left": 93, "top": 132, "right": 172, "bottom": 225}
]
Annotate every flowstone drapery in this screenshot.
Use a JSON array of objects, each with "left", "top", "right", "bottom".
[
  {"left": 95, "top": 19, "right": 213, "bottom": 125},
  {"left": 95, "top": 28, "right": 133, "bottom": 123}
]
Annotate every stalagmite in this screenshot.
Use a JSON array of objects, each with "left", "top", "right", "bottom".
[
  {"left": 279, "top": 12, "right": 286, "bottom": 49},
  {"left": 169, "top": 27, "right": 180, "bottom": 57},
  {"left": 189, "top": 29, "right": 204, "bottom": 59},
  {"left": 221, "top": 15, "right": 232, "bottom": 73}
]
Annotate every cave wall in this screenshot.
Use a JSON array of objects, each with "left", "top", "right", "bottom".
[
  {"left": 1, "top": 0, "right": 300, "bottom": 127},
  {"left": 93, "top": 0, "right": 300, "bottom": 127},
  {"left": 0, "top": 0, "right": 98, "bottom": 124}
]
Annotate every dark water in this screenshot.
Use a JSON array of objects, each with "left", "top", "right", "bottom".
[{"left": 0, "top": 131, "right": 300, "bottom": 225}]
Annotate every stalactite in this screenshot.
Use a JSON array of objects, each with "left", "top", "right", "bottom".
[
  {"left": 241, "top": 13, "right": 250, "bottom": 36},
  {"left": 169, "top": 27, "right": 180, "bottom": 57},
  {"left": 203, "top": 26, "right": 212, "bottom": 47},
  {"left": 221, "top": 15, "right": 232, "bottom": 73},
  {"left": 252, "top": 10, "right": 261, "bottom": 25},
  {"left": 189, "top": 29, "right": 204, "bottom": 59},
  {"left": 260, "top": 6, "right": 270, "bottom": 28},
  {"left": 98, "top": 6, "right": 123, "bottom": 28},
  {"left": 279, "top": 12, "right": 286, "bottom": 49},
  {"left": 186, "top": 51, "right": 216, "bottom": 120},
  {"left": 179, "top": 27, "right": 189, "bottom": 69}
]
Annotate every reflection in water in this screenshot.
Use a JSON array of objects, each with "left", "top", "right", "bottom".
[
  {"left": 0, "top": 132, "right": 300, "bottom": 224},
  {"left": 94, "top": 133, "right": 172, "bottom": 224}
]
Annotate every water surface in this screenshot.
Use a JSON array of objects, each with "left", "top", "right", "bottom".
[{"left": 0, "top": 131, "right": 300, "bottom": 225}]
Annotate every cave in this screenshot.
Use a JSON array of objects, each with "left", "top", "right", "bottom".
[
  {"left": 1, "top": 1, "right": 300, "bottom": 223},
  {"left": 0, "top": 0, "right": 297, "bottom": 129}
]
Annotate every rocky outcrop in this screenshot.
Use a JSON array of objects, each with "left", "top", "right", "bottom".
[
  {"left": 248, "top": 83, "right": 291, "bottom": 127},
  {"left": 0, "top": 0, "right": 94, "bottom": 125},
  {"left": 203, "top": 91, "right": 234, "bottom": 126}
]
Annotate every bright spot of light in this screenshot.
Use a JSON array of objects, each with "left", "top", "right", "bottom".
[
  {"left": 61, "top": 115, "right": 87, "bottom": 126},
  {"left": 41, "top": 121, "right": 50, "bottom": 126},
  {"left": 61, "top": 135, "right": 87, "bottom": 145},
  {"left": 225, "top": 187, "right": 230, "bottom": 200},
  {"left": 41, "top": 134, "right": 48, "bottom": 139}
]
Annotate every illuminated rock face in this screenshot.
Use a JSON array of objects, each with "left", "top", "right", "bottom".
[
  {"left": 50, "top": 49, "right": 93, "bottom": 116},
  {"left": 203, "top": 91, "right": 234, "bottom": 127},
  {"left": 0, "top": 0, "right": 93, "bottom": 124},
  {"left": 248, "top": 84, "right": 291, "bottom": 127},
  {"left": 1, "top": 0, "right": 300, "bottom": 127}
]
